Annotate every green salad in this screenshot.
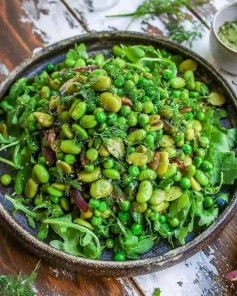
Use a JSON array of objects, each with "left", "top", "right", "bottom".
[{"left": 0, "top": 43, "right": 237, "bottom": 262}]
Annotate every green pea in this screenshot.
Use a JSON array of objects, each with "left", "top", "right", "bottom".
[
  {"left": 127, "top": 112, "right": 138, "bottom": 127},
  {"left": 86, "top": 148, "right": 98, "bottom": 161},
  {"left": 138, "top": 169, "right": 157, "bottom": 181},
  {"left": 131, "top": 223, "right": 142, "bottom": 235},
  {"left": 102, "top": 169, "right": 120, "bottom": 179},
  {"left": 64, "top": 154, "right": 76, "bottom": 165},
  {"left": 103, "top": 158, "right": 114, "bottom": 169},
  {"left": 158, "top": 164, "right": 177, "bottom": 179},
  {"left": 126, "top": 129, "right": 147, "bottom": 145},
  {"left": 133, "top": 102, "right": 143, "bottom": 112},
  {"left": 60, "top": 197, "right": 70, "bottom": 211},
  {"left": 85, "top": 164, "right": 95, "bottom": 173},
  {"left": 90, "top": 179, "right": 113, "bottom": 198},
  {"left": 65, "top": 59, "right": 76, "bottom": 67},
  {"left": 34, "top": 194, "right": 44, "bottom": 206},
  {"left": 60, "top": 140, "right": 81, "bottom": 155},
  {"left": 169, "top": 217, "right": 180, "bottom": 228},
  {"left": 32, "top": 164, "right": 49, "bottom": 184},
  {"left": 201, "top": 160, "right": 213, "bottom": 172},
  {"left": 170, "top": 77, "right": 186, "bottom": 89},
  {"left": 0, "top": 174, "right": 12, "bottom": 186},
  {"left": 114, "top": 252, "right": 125, "bottom": 262},
  {"left": 195, "top": 170, "right": 209, "bottom": 186},
  {"left": 136, "top": 181, "right": 153, "bottom": 204},
  {"left": 196, "top": 148, "right": 205, "bottom": 159},
  {"left": 100, "top": 92, "right": 122, "bottom": 113},
  {"left": 47, "top": 186, "right": 63, "bottom": 197},
  {"left": 174, "top": 171, "right": 182, "bottom": 182},
  {"left": 196, "top": 111, "right": 205, "bottom": 121},
  {"left": 118, "top": 211, "right": 130, "bottom": 222},
  {"left": 138, "top": 114, "right": 149, "bottom": 127},
  {"left": 185, "top": 164, "right": 196, "bottom": 178},
  {"left": 72, "top": 124, "right": 88, "bottom": 140},
  {"left": 24, "top": 178, "right": 38, "bottom": 199},
  {"left": 91, "top": 76, "right": 111, "bottom": 91},
  {"left": 119, "top": 200, "right": 131, "bottom": 212},
  {"left": 62, "top": 123, "right": 74, "bottom": 139},
  {"left": 106, "top": 238, "right": 114, "bottom": 249},
  {"left": 80, "top": 115, "right": 97, "bottom": 129},
  {"left": 79, "top": 167, "right": 101, "bottom": 183},
  {"left": 143, "top": 101, "right": 154, "bottom": 114},
  {"left": 199, "top": 136, "right": 209, "bottom": 148}
]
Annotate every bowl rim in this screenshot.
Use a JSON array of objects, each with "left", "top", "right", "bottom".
[
  {"left": 212, "top": 2, "right": 237, "bottom": 54},
  {"left": 0, "top": 31, "right": 237, "bottom": 276}
]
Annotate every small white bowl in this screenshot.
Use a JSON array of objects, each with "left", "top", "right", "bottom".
[{"left": 210, "top": 2, "right": 237, "bottom": 75}]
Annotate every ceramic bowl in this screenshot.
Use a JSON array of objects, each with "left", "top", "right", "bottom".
[
  {"left": 0, "top": 32, "right": 237, "bottom": 277},
  {"left": 210, "top": 2, "right": 237, "bottom": 75}
]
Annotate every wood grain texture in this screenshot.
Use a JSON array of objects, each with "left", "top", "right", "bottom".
[
  {"left": 0, "top": 224, "right": 140, "bottom": 296},
  {"left": 0, "top": 0, "right": 236, "bottom": 295},
  {"left": 0, "top": 0, "right": 85, "bottom": 83}
]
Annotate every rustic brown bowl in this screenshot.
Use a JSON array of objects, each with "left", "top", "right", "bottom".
[{"left": 0, "top": 32, "right": 236, "bottom": 278}]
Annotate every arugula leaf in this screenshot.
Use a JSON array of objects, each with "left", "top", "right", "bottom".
[
  {"left": 44, "top": 214, "right": 101, "bottom": 259},
  {"left": 198, "top": 207, "right": 219, "bottom": 227},
  {"left": 153, "top": 288, "right": 161, "bottom": 296},
  {"left": 227, "top": 129, "right": 237, "bottom": 149},
  {"left": 8, "top": 78, "right": 27, "bottom": 103}
]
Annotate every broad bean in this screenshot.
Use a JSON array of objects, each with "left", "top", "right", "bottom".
[
  {"left": 24, "top": 178, "right": 38, "bottom": 199},
  {"left": 32, "top": 164, "right": 49, "bottom": 184},
  {"left": 79, "top": 167, "right": 101, "bottom": 183},
  {"left": 138, "top": 169, "right": 157, "bottom": 181},
  {"left": 100, "top": 92, "right": 122, "bottom": 113},
  {"left": 136, "top": 180, "right": 153, "bottom": 204},
  {"left": 60, "top": 140, "right": 81, "bottom": 154},
  {"left": 90, "top": 179, "right": 113, "bottom": 198}
]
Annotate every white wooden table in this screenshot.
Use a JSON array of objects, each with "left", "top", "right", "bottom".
[{"left": 0, "top": 1, "right": 236, "bottom": 295}]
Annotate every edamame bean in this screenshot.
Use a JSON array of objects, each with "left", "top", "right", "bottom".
[
  {"left": 60, "top": 197, "right": 70, "bottom": 211},
  {"left": 86, "top": 148, "right": 98, "bottom": 161},
  {"left": 32, "top": 164, "right": 49, "bottom": 184},
  {"left": 127, "top": 152, "right": 148, "bottom": 167},
  {"left": 90, "top": 179, "right": 113, "bottom": 198},
  {"left": 136, "top": 181, "right": 153, "bottom": 204},
  {"left": 47, "top": 186, "right": 63, "bottom": 197},
  {"left": 79, "top": 167, "right": 101, "bottom": 183}
]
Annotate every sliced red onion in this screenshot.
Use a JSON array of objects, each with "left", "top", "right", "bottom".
[
  {"left": 42, "top": 146, "right": 56, "bottom": 167},
  {"left": 74, "top": 66, "right": 99, "bottom": 73},
  {"left": 226, "top": 270, "right": 237, "bottom": 281},
  {"left": 60, "top": 78, "right": 75, "bottom": 92},
  {"left": 47, "top": 129, "right": 56, "bottom": 146},
  {"left": 70, "top": 188, "right": 89, "bottom": 213}
]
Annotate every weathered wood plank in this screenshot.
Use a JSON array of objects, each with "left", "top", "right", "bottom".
[
  {"left": 0, "top": 0, "right": 85, "bottom": 83},
  {"left": 0, "top": 224, "right": 140, "bottom": 296},
  {"left": 134, "top": 214, "right": 237, "bottom": 296}
]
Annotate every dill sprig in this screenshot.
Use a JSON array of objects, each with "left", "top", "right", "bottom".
[
  {"left": 0, "top": 263, "right": 39, "bottom": 296},
  {"left": 107, "top": 0, "right": 209, "bottom": 47},
  {"left": 97, "top": 125, "right": 127, "bottom": 143},
  {"left": 55, "top": 167, "right": 81, "bottom": 192}
]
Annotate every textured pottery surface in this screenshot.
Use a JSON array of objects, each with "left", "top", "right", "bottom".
[
  {"left": 210, "top": 2, "right": 237, "bottom": 75},
  {"left": 0, "top": 32, "right": 237, "bottom": 278}
]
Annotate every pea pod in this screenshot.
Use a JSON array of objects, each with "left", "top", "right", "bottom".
[
  {"left": 136, "top": 181, "right": 153, "bottom": 204},
  {"left": 126, "top": 129, "right": 146, "bottom": 146},
  {"left": 90, "top": 179, "right": 113, "bottom": 198},
  {"left": 24, "top": 178, "right": 38, "bottom": 199},
  {"left": 79, "top": 167, "right": 101, "bottom": 183},
  {"left": 60, "top": 140, "right": 81, "bottom": 154},
  {"left": 32, "top": 164, "right": 49, "bottom": 184},
  {"left": 138, "top": 169, "right": 157, "bottom": 181},
  {"left": 72, "top": 124, "right": 88, "bottom": 140},
  {"left": 102, "top": 169, "right": 120, "bottom": 179}
]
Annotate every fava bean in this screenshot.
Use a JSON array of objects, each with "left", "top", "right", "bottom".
[
  {"left": 127, "top": 152, "right": 148, "bottom": 167},
  {"left": 126, "top": 129, "right": 146, "bottom": 146},
  {"left": 100, "top": 92, "right": 122, "bottom": 113},
  {"left": 151, "top": 201, "right": 169, "bottom": 212},
  {"left": 74, "top": 218, "right": 94, "bottom": 230},
  {"left": 190, "top": 177, "right": 201, "bottom": 191},
  {"left": 33, "top": 112, "right": 54, "bottom": 127},
  {"left": 132, "top": 201, "right": 147, "bottom": 213},
  {"left": 56, "top": 160, "right": 72, "bottom": 174},
  {"left": 80, "top": 115, "right": 97, "bottom": 129},
  {"left": 165, "top": 186, "right": 182, "bottom": 201},
  {"left": 60, "top": 197, "right": 70, "bottom": 211},
  {"left": 91, "top": 76, "right": 111, "bottom": 91},
  {"left": 149, "top": 189, "right": 166, "bottom": 205},
  {"left": 72, "top": 124, "right": 88, "bottom": 140},
  {"left": 47, "top": 186, "right": 63, "bottom": 197},
  {"left": 170, "top": 77, "right": 186, "bottom": 89},
  {"left": 24, "top": 178, "right": 38, "bottom": 199},
  {"left": 69, "top": 99, "right": 81, "bottom": 116},
  {"left": 160, "top": 135, "right": 174, "bottom": 148},
  {"left": 79, "top": 167, "right": 101, "bottom": 183},
  {"left": 157, "top": 152, "right": 169, "bottom": 175},
  {"left": 136, "top": 180, "right": 153, "bottom": 204},
  {"left": 32, "top": 164, "right": 49, "bottom": 184},
  {"left": 102, "top": 169, "right": 120, "bottom": 179},
  {"left": 60, "top": 140, "right": 81, "bottom": 154},
  {"left": 90, "top": 179, "right": 113, "bottom": 198},
  {"left": 179, "top": 59, "right": 197, "bottom": 73},
  {"left": 159, "top": 163, "right": 177, "bottom": 179},
  {"left": 138, "top": 169, "right": 157, "bottom": 181},
  {"left": 195, "top": 170, "right": 209, "bottom": 186},
  {"left": 62, "top": 123, "right": 74, "bottom": 139}
]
